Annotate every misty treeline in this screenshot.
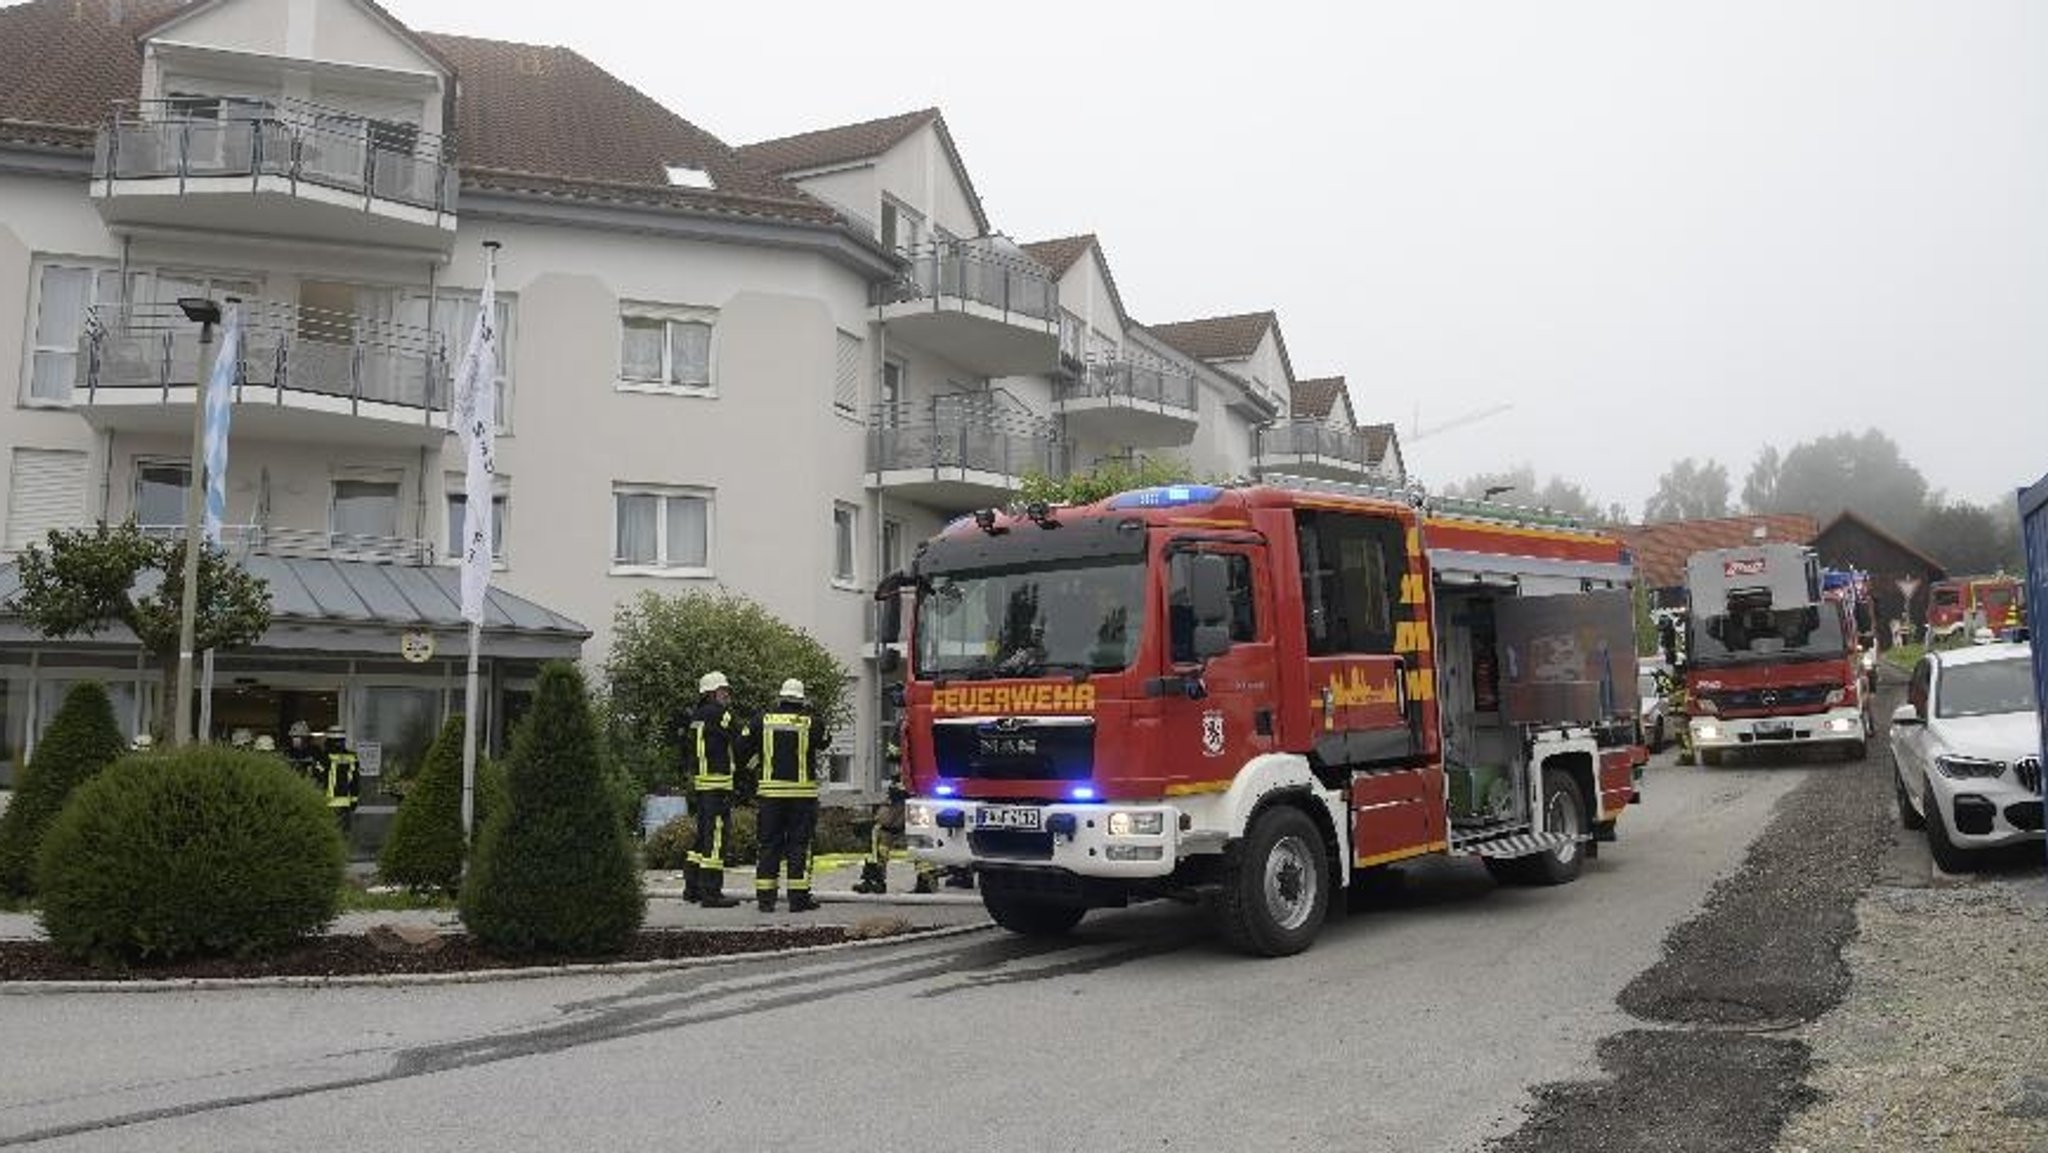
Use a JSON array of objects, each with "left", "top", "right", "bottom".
[{"left": 1443, "top": 428, "right": 2024, "bottom": 576}]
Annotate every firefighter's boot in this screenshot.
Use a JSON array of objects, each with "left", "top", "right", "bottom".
[
  {"left": 852, "top": 862, "right": 887, "bottom": 895},
  {"left": 788, "top": 890, "right": 819, "bottom": 913},
  {"left": 697, "top": 870, "right": 739, "bottom": 909},
  {"left": 756, "top": 890, "right": 777, "bottom": 913},
  {"left": 681, "top": 861, "right": 702, "bottom": 904},
  {"left": 912, "top": 866, "right": 937, "bottom": 895}
]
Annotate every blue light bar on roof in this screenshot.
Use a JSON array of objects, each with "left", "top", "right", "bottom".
[{"left": 1106, "top": 484, "right": 1224, "bottom": 510}]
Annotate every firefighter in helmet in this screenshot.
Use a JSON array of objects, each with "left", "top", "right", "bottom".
[
  {"left": 853, "top": 733, "right": 941, "bottom": 895},
  {"left": 285, "top": 721, "right": 323, "bottom": 788},
  {"left": 680, "top": 671, "right": 749, "bottom": 908},
  {"left": 321, "top": 728, "right": 361, "bottom": 838},
  {"left": 754, "top": 679, "right": 824, "bottom": 913}
]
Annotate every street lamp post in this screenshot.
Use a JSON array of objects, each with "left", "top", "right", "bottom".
[{"left": 170, "top": 296, "right": 221, "bottom": 746}]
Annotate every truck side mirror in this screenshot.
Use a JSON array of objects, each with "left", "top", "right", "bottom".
[
  {"left": 884, "top": 682, "right": 907, "bottom": 709},
  {"left": 878, "top": 648, "right": 901, "bottom": 675}
]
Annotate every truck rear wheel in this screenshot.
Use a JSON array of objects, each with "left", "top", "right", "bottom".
[
  {"left": 983, "top": 896, "right": 1086, "bottom": 938},
  {"left": 1216, "top": 805, "right": 1329, "bottom": 957},
  {"left": 1484, "top": 768, "right": 1587, "bottom": 887}
]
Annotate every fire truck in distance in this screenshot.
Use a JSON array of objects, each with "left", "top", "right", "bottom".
[
  {"left": 1672, "top": 542, "right": 1872, "bottom": 766},
  {"left": 1924, "top": 574, "right": 2026, "bottom": 645},
  {"left": 875, "top": 477, "right": 1645, "bottom": 956}
]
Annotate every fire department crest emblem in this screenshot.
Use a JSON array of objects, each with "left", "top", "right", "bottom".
[{"left": 1201, "top": 710, "right": 1226, "bottom": 757}]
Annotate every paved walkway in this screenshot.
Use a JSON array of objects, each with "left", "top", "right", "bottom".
[{"left": 0, "top": 859, "right": 987, "bottom": 941}]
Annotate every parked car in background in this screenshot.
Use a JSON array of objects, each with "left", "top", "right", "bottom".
[
  {"left": 1637, "top": 659, "right": 1673, "bottom": 751},
  {"left": 1888, "top": 642, "right": 2043, "bottom": 871}
]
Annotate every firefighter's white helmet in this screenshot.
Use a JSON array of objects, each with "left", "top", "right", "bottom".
[
  {"left": 778, "top": 678, "right": 807, "bottom": 702},
  {"left": 698, "top": 671, "right": 730, "bottom": 694}
]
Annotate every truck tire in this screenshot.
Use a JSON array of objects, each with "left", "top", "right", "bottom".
[
  {"left": 1484, "top": 767, "right": 1587, "bottom": 887},
  {"left": 1215, "top": 805, "right": 1329, "bottom": 957},
  {"left": 983, "top": 896, "right": 1086, "bottom": 938}
]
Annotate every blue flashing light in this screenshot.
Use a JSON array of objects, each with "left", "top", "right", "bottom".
[
  {"left": 1105, "top": 484, "right": 1225, "bottom": 510},
  {"left": 933, "top": 783, "right": 957, "bottom": 797},
  {"left": 1069, "top": 785, "right": 1097, "bottom": 801}
]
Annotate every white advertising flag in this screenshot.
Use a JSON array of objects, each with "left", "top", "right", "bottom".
[{"left": 454, "top": 268, "right": 497, "bottom": 625}]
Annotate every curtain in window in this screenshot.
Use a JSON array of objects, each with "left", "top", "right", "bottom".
[
  {"left": 666, "top": 497, "right": 707, "bottom": 567},
  {"left": 671, "top": 322, "right": 712, "bottom": 386},
  {"left": 31, "top": 267, "right": 93, "bottom": 401},
  {"left": 834, "top": 509, "right": 855, "bottom": 579},
  {"left": 621, "top": 318, "right": 664, "bottom": 381},
  {"left": 136, "top": 464, "right": 191, "bottom": 528},
  {"left": 616, "top": 493, "right": 659, "bottom": 563}
]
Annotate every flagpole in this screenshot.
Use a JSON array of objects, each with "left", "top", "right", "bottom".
[{"left": 460, "top": 241, "right": 500, "bottom": 846}]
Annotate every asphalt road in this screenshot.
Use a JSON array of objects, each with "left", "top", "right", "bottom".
[{"left": 0, "top": 752, "right": 1824, "bottom": 1153}]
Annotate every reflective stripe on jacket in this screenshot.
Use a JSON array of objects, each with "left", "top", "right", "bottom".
[
  {"left": 756, "top": 707, "right": 818, "bottom": 799},
  {"left": 686, "top": 700, "right": 751, "bottom": 792}
]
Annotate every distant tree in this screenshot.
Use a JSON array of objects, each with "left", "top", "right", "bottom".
[
  {"left": 7, "top": 523, "right": 272, "bottom": 708},
  {"left": 1750, "top": 430, "right": 1929, "bottom": 534},
  {"left": 1741, "top": 446, "right": 1782, "bottom": 513},
  {"left": 1916, "top": 500, "right": 2023, "bottom": 576},
  {"left": 1643, "top": 458, "right": 1731, "bottom": 523},
  {"left": 1443, "top": 465, "right": 1608, "bottom": 522},
  {"left": 1019, "top": 454, "right": 1207, "bottom": 506}
]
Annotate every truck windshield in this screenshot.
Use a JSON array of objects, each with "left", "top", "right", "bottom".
[
  {"left": 1691, "top": 602, "right": 1849, "bottom": 665},
  {"left": 916, "top": 559, "right": 1147, "bottom": 679}
]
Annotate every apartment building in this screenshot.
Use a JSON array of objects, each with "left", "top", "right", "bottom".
[{"left": 0, "top": 0, "right": 1402, "bottom": 816}]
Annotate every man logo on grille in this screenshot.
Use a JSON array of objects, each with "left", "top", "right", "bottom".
[{"left": 1201, "top": 710, "right": 1226, "bottom": 757}]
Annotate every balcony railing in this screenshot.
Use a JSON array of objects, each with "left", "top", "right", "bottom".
[
  {"left": 878, "top": 239, "right": 1059, "bottom": 323},
  {"left": 93, "top": 97, "right": 457, "bottom": 215},
  {"left": 1257, "top": 421, "right": 1374, "bottom": 468},
  {"left": 134, "top": 523, "right": 438, "bottom": 566},
  {"left": 82, "top": 301, "right": 450, "bottom": 418},
  {"left": 868, "top": 393, "right": 1064, "bottom": 479},
  {"left": 1059, "top": 358, "right": 1199, "bottom": 413}
]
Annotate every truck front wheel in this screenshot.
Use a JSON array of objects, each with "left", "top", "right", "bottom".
[
  {"left": 983, "top": 896, "right": 1086, "bottom": 938},
  {"left": 1216, "top": 805, "right": 1330, "bottom": 957}
]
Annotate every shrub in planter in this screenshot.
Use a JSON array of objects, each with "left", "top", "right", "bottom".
[
  {"left": 377, "top": 716, "right": 507, "bottom": 895},
  {"left": 0, "top": 681, "right": 128, "bottom": 899},
  {"left": 813, "top": 806, "right": 871, "bottom": 856},
  {"left": 37, "top": 745, "right": 344, "bottom": 965},
  {"left": 461, "top": 662, "right": 644, "bottom": 956},
  {"left": 644, "top": 816, "right": 694, "bottom": 869}
]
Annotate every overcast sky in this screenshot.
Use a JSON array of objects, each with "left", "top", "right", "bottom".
[{"left": 386, "top": 0, "right": 2047, "bottom": 517}]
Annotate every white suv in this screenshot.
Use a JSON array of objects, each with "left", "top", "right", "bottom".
[{"left": 1889, "top": 642, "right": 2043, "bottom": 870}]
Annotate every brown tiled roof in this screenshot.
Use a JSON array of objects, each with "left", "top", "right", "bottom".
[
  {"left": 1361, "top": 423, "right": 1398, "bottom": 465},
  {"left": 1150, "top": 311, "right": 1276, "bottom": 362},
  {"left": 1815, "top": 508, "right": 1947, "bottom": 574},
  {"left": 1614, "top": 514, "right": 1820, "bottom": 592},
  {"left": 0, "top": 0, "right": 183, "bottom": 147},
  {"left": 737, "top": 108, "right": 937, "bottom": 175},
  {"left": 0, "top": 1, "right": 838, "bottom": 225},
  {"left": 1020, "top": 233, "right": 1135, "bottom": 326},
  {"left": 1290, "top": 377, "right": 1348, "bottom": 422}
]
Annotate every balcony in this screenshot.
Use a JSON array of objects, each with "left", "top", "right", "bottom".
[
  {"left": 90, "top": 98, "right": 457, "bottom": 253},
  {"left": 1055, "top": 358, "right": 1200, "bottom": 446},
  {"left": 78, "top": 301, "right": 450, "bottom": 448},
  {"left": 875, "top": 240, "right": 1060, "bottom": 377},
  {"left": 1254, "top": 421, "right": 1387, "bottom": 482},
  {"left": 868, "top": 392, "right": 1063, "bottom": 511},
  {"left": 137, "top": 523, "right": 438, "bottom": 566}
]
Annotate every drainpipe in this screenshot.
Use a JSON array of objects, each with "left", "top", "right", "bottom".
[{"left": 870, "top": 319, "right": 889, "bottom": 801}]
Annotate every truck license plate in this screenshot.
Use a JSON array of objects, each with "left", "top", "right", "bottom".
[
  {"left": 1755, "top": 719, "right": 1792, "bottom": 737},
  {"left": 976, "top": 805, "right": 1043, "bottom": 831}
]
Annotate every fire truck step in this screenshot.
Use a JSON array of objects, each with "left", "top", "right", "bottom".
[{"left": 1464, "top": 831, "right": 1588, "bottom": 859}]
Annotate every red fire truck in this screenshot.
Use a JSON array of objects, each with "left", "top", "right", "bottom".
[
  {"left": 876, "top": 478, "right": 1645, "bottom": 956},
  {"left": 1676, "top": 543, "right": 1872, "bottom": 765}
]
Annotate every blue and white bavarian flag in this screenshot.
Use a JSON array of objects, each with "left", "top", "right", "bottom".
[
  {"left": 200, "top": 302, "right": 243, "bottom": 546},
  {"left": 453, "top": 267, "right": 498, "bottom": 625}
]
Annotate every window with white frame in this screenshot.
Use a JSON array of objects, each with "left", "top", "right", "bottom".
[
  {"left": 446, "top": 485, "right": 509, "bottom": 563},
  {"left": 332, "top": 477, "right": 401, "bottom": 541},
  {"left": 823, "top": 730, "right": 854, "bottom": 787},
  {"left": 879, "top": 359, "right": 905, "bottom": 424},
  {"left": 29, "top": 264, "right": 124, "bottom": 403},
  {"left": 833, "top": 503, "right": 858, "bottom": 587},
  {"left": 613, "top": 484, "right": 712, "bottom": 573},
  {"left": 401, "top": 290, "right": 514, "bottom": 429},
  {"left": 881, "top": 518, "right": 904, "bottom": 575},
  {"left": 880, "top": 199, "right": 923, "bottom": 257},
  {"left": 133, "top": 460, "right": 192, "bottom": 530},
  {"left": 833, "top": 330, "right": 863, "bottom": 414},
  {"left": 619, "top": 305, "right": 715, "bottom": 391}
]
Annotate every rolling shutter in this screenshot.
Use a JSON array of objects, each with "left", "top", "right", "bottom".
[{"left": 6, "top": 448, "right": 87, "bottom": 551}]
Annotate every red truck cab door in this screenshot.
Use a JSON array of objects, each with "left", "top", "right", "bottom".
[{"left": 1159, "top": 544, "right": 1278, "bottom": 784}]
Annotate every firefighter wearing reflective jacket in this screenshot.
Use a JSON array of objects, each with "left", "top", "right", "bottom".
[
  {"left": 322, "top": 729, "right": 361, "bottom": 838},
  {"left": 755, "top": 679, "right": 823, "bottom": 913},
  {"left": 682, "top": 671, "right": 750, "bottom": 909}
]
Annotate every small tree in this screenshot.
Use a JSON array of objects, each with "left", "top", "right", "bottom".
[
  {"left": 460, "top": 662, "right": 643, "bottom": 956},
  {"left": 1019, "top": 454, "right": 1207, "bottom": 507},
  {"left": 603, "top": 591, "right": 852, "bottom": 796},
  {"left": 0, "top": 681, "right": 128, "bottom": 898},
  {"left": 377, "top": 715, "right": 508, "bottom": 895},
  {"left": 9, "top": 523, "right": 272, "bottom": 709}
]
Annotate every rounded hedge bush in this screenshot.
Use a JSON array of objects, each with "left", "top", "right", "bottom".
[
  {"left": 378, "top": 715, "right": 507, "bottom": 895},
  {"left": 37, "top": 745, "right": 344, "bottom": 965},
  {"left": 644, "top": 816, "right": 694, "bottom": 869},
  {"left": 0, "top": 681, "right": 127, "bottom": 899},
  {"left": 461, "top": 662, "right": 644, "bottom": 956}
]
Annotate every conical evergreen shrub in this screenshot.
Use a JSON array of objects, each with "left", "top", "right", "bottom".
[
  {"left": 0, "top": 681, "right": 127, "bottom": 898},
  {"left": 460, "top": 662, "right": 644, "bottom": 955},
  {"left": 378, "top": 715, "right": 507, "bottom": 895}
]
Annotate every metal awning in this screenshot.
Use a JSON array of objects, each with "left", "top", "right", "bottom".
[{"left": 0, "top": 556, "right": 588, "bottom": 662}]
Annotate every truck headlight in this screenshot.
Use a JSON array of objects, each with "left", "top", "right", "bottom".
[
  {"left": 1825, "top": 689, "right": 1846, "bottom": 706},
  {"left": 1934, "top": 755, "right": 2005, "bottom": 780},
  {"left": 1694, "top": 723, "right": 1723, "bottom": 741},
  {"left": 1107, "top": 811, "right": 1165, "bottom": 837},
  {"left": 1692, "top": 698, "right": 1717, "bottom": 716},
  {"left": 905, "top": 803, "right": 936, "bottom": 830}
]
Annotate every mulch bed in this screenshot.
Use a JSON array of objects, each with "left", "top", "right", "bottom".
[{"left": 0, "top": 927, "right": 861, "bottom": 983}]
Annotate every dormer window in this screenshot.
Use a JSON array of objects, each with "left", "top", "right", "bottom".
[{"left": 665, "top": 165, "right": 713, "bottom": 189}]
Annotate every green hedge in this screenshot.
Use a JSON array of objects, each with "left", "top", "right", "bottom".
[
  {"left": 460, "top": 663, "right": 644, "bottom": 956},
  {"left": 0, "top": 682, "right": 128, "bottom": 899},
  {"left": 37, "top": 745, "right": 344, "bottom": 965},
  {"left": 377, "top": 715, "right": 507, "bottom": 895}
]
